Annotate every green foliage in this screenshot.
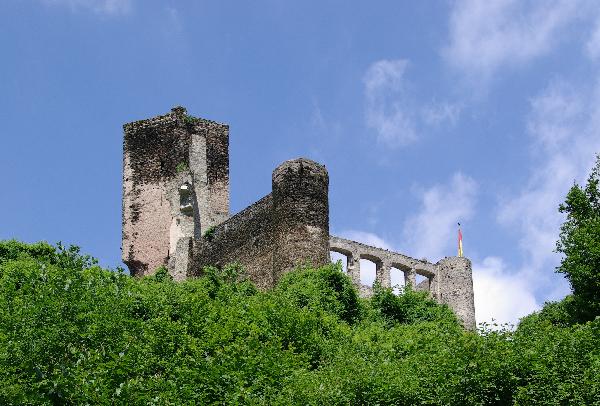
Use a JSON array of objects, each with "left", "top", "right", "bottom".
[
  {"left": 511, "top": 316, "right": 600, "bottom": 405},
  {"left": 183, "top": 114, "right": 196, "bottom": 126},
  {"left": 0, "top": 239, "right": 97, "bottom": 269},
  {"left": 202, "top": 226, "right": 216, "bottom": 241},
  {"left": 370, "top": 284, "right": 459, "bottom": 326},
  {"left": 175, "top": 161, "right": 188, "bottom": 173},
  {"left": 1, "top": 240, "right": 599, "bottom": 404},
  {"left": 557, "top": 154, "right": 600, "bottom": 321},
  {"left": 201, "top": 263, "right": 256, "bottom": 299},
  {"left": 0, "top": 240, "right": 56, "bottom": 264},
  {"left": 275, "top": 263, "right": 362, "bottom": 324},
  {"left": 518, "top": 295, "right": 580, "bottom": 329},
  {"left": 151, "top": 266, "right": 172, "bottom": 282}
]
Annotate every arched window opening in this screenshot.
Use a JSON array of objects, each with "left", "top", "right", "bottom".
[
  {"left": 330, "top": 251, "right": 348, "bottom": 273},
  {"left": 179, "top": 183, "right": 194, "bottom": 215},
  {"left": 359, "top": 258, "right": 377, "bottom": 287},
  {"left": 415, "top": 273, "right": 429, "bottom": 291},
  {"left": 390, "top": 267, "right": 405, "bottom": 295}
]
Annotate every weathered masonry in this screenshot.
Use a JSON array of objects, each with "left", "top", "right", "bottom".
[
  {"left": 122, "top": 107, "right": 476, "bottom": 329},
  {"left": 329, "top": 237, "right": 475, "bottom": 330}
]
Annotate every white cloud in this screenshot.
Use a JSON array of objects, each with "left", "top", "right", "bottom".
[
  {"left": 337, "top": 230, "right": 393, "bottom": 250},
  {"left": 421, "top": 102, "right": 462, "bottom": 127},
  {"left": 363, "top": 59, "right": 417, "bottom": 147},
  {"left": 497, "top": 79, "right": 600, "bottom": 303},
  {"left": 402, "top": 172, "right": 477, "bottom": 262},
  {"left": 473, "top": 256, "right": 539, "bottom": 326},
  {"left": 586, "top": 17, "right": 600, "bottom": 61},
  {"left": 441, "top": 2, "right": 600, "bottom": 321},
  {"left": 444, "top": 0, "right": 584, "bottom": 84},
  {"left": 363, "top": 59, "right": 461, "bottom": 147},
  {"left": 526, "top": 82, "right": 584, "bottom": 151},
  {"left": 42, "top": 0, "right": 132, "bottom": 15}
]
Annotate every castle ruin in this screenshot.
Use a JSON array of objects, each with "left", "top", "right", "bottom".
[{"left": 122, "top": 107, "right": 476, "bottom": 329}]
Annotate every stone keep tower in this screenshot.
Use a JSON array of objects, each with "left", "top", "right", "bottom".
[{"left": 121, "top": 107, "right": 229, "bottom": 276}]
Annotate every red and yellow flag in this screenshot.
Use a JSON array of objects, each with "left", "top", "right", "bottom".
[{"left": 458, "top": 223, "right": 463, "bottom": 257}]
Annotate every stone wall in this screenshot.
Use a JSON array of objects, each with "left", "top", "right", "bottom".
[
  {"left": 190, "top": 158, "right": 330, "bottom": 289},
  {"left": 329, "top": 236, "right": 476, "bottom": 329},
  {"left": 192, "top": 194, "right": 275, "bottom": 290}
]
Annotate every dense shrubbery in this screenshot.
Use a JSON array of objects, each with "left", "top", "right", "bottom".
[{"left": 1, "top": 240, "right": 599, "bottom": 405}]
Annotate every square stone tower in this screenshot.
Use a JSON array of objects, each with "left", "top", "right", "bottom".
[{"left": 121, "top": 107, "right": 229, "bottom": 276}]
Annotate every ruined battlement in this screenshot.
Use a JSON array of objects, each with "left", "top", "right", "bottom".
[
  {"left": 123, "top": 106, "right": 225, "bottom": 132},
  {"left": 121, "top": 107, "right": 476, "bottom": 329},
  {"left": 330, "top": 236, "right": 475, "bottom": 329}
]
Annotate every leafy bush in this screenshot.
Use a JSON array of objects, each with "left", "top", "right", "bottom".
[
  {"left": 202, "top": 226, "right": 216, "bottom": 241},
  {"left": 512, "top": 316, "right": 600, "bottom": 405},
  {"left": 0, "top": 240, "right": 599, "bottom": 404},
  {"left": 370, "top": 284, "right": 459, "bottom": 326},
  {"left": 275, "top": 263, "right": 362, "bottom": 324},
  {"left": 518, "top": 295, "right": 580, "bottom": 329}
]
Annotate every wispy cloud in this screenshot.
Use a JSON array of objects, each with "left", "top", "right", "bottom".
[
  {"left": 586, "top": 16, "right": 600, "bottom": 61},
  {"left": 439, "top": 1, "right": 600, "bottom": 325},
  {"left": 421, "top": 101, "right": 462, "bottom": 127},
  {"left": 42, "top": 0, "right": 132, "bottom": 15},
  {"left": 164, "top": 6, "right": 184, "bottom": 35},
  {"left": 402, "top": 172, "right": 477, "bottom": 262},
  {"left": 497, "top": 79, "right": 600, "bottom": 303},
  {"left": 309, "top": 100, "right": 342, "bottom": 143},
  {"left": 363, "top": 59, "right": 461, "bottom": 147},
  {"left": 443, "top": 0, "right": 585, "bottom": 85},
  {"left": 363, "top": 59, "right": 417, "bottom": 147}
]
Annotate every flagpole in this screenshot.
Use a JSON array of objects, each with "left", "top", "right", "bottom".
[{"left": 458, "top": 222, "right": 463, "bottom": 257}]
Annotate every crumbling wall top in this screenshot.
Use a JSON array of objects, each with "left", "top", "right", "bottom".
[
  {"left": 123, "top": 106, "right": 227, "bottom": 133},
  {"left": 329, "top": 235, "right": 435, "bottom": 276}
]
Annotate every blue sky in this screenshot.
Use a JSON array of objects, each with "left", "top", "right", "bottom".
[{"left": 3, "top": 0, "right": 600, "bottom": 325}]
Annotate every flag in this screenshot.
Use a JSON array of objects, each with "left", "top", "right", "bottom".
[{"left": 458, "top": 223, "right": 463, "bottom": 257}]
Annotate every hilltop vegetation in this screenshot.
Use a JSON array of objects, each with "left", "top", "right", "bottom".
[
  {"left": 0, "top": 240, "right": 598, "bottom": 405},
  {"left": 2, "top": 158, "right": 600, "bottom": 405}
]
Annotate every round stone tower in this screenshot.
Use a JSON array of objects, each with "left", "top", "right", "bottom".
[{"left": 271, "top": 158, "right": 330, "bottom": 283}]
